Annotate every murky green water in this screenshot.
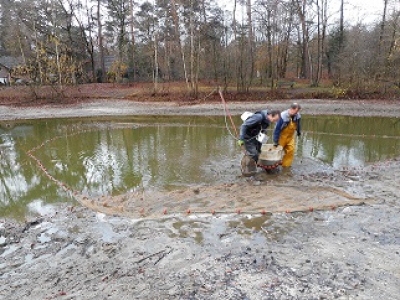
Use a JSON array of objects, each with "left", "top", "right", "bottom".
[{"left": 0, "top": 115, "right": 399, "bottom": 219}]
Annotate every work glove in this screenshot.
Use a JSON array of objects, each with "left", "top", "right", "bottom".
[{"left": 237, "top": 140, "right": 244, "bottom": 147}]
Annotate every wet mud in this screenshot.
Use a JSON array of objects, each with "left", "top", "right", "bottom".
[{"left": 0, "top": 100, "right": 399, "bottom": 299}]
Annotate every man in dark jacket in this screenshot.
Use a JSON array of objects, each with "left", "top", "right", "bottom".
[{"left": 238, "top": 109, "right": 280, "bottom": 163}]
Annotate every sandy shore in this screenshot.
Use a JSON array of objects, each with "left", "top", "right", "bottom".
[{"left": 0, "top": 99, "right": 399, "bottom": 299}]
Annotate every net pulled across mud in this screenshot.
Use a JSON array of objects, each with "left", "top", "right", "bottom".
[{"left": 75, "top": 182, "right": 367, "bottom": 218}]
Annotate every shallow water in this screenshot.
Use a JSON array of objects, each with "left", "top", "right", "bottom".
[{"left": 0, "top": 115, "right": 399, "bottom": 219}]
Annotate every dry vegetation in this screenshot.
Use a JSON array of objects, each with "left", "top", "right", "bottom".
[{"left": 0, "top": 81, "right": 399, "bottom": 107}]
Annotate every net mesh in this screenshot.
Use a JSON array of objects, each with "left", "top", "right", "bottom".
[{"left": 75, "top": 183, "right": 367, "bottom": 218}]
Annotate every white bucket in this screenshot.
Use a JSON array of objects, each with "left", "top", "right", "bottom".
[{"left": 258, "top": 144, "right": 283, "bottom": 166}]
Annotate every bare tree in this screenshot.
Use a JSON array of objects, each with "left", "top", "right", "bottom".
[
  {"left": 379, "top": 0, "right": 389, "bottom": 56},
  {"left": 385, "top": 11, "right": 400, "bottom": 78},
  {"left": 170, "top": 0, "right": 190, "bottom": 90},
  {"left": 154, "top": 30, "right": 159, "bottom": 92},
  {"left": 293, "top": 0, "right": 311, "bottom": 79},
  {"left": 336, "top": 0, "right": 344, "bottom": 84},
  {"left": 232, "top": 0, "right": 238, "bottom": 90},
  {"left": 246, "top": 0, "right": 254, "bottom": 90},
  {"left": 189, "top": 0, "right": 196, "bottom": 96},
  {"left": 129, "top": 0, "right": 135, "bottom": 77},
  {"left": 312, "top": 0, "right": 328, "bottom": 86},
  {"left": 97, "top": 0, "right": 105, "bottom": 82},
  {"left": 339, "top": 0, "right": 344, "bottom": 49}
]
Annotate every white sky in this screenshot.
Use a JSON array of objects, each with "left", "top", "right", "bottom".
[
  {"left": 334, "top": 0, "right": 385, "bottom": 25},
  {"left": 217, "top": 0, "right": 391, "bottom": 26}
]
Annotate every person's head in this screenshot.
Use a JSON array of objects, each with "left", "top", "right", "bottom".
[
  {"left": 267, "top": 109, "right": 281, "bottom": 123},
  {"left": 288, "top": 103, "right": 301, "bottom": 116}
]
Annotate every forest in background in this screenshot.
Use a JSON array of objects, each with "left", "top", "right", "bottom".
[{"left": 0, "top": 0, "right": 400, "bottom": 99}]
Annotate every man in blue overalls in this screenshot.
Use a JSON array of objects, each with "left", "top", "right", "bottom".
[{"left": 273, "top": 103, "right": 301, "bottom": 168}]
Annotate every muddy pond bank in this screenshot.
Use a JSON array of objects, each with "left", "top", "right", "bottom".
[
  {"left": 0, "top": 100, "right": 399, "bottom": 299},
  {"left": 0, "top": 98, "right": 400, "bottom": 121},
  {"left": 1, "top": 156, "right": 399, "bottom": 299}
]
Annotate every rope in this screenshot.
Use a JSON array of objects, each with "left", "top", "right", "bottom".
[
  {"left": 219, "top": 88, "right": 239, "bottom": 138},
  {"left": 218, "top": 88, "right": 260, "bottom": 154}
]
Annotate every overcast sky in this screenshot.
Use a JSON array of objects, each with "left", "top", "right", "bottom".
[
  {"left": 217, "top": 0, "right": 390, "bottom": 26},
  {"left": 331, "top": 0, "right": 385, "bottom": 24}
]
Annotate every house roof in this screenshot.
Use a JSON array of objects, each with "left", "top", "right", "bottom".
[
  {"left": 0, "top": 68, "right": 9, "bottom": 78},
  {"left": 0, "top": 56, "right": 23, "bottom": 69}
]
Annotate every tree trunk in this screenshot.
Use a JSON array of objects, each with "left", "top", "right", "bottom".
[
  {"left": 337, "top": 0, "right": 344, "bottom": 84},
  {"left": 85, "top": 1, "right": 96, "bottom": 83},
  {"left": 246, "top": 0, "right": 254, "bottom": 91},
  {"left": 266, "top": 9, "right": 273, "bottom": 87},
  {"left": 320, "top": 0, "right": 328, "bottom": 84},
  {"left": 189, "top": 0, "right": 197, "bottom": 97},
  {"left": 33, "top": 22, "right": 43, "bottom": 85},
  {"left": 385, "top": 12, "right": 400, "bottom": 77},
  {"left": 97, "top": 0, "right": 105, "bottom": 82},
  {"left": 200, "top": 0, "right": 211, "bottom": 80},
  {"left": 311, "top": 0, "right": 327, "bottom": 87},
  {"left": 339, "top": 0, "right": 344, "bottom": 48},
  {"left": 55, "top": 39, "right": 63, "bottom": 90},
  {"left": 170, "top": 0, "right": 190, "bottom": 90},
  {"left": 154, "top": 32, "right": 159, "bottom": 93},
  {"left": 379, "top": 0, "right": 388, "bottom": 56},
  {"left": 233, "top": 0, "right": 240, "bottom": 91},
  {"left": 196, "top": 38, "right": 201, "bottom": 96},
  {"left": 294, "top": 0, "right": 310, "bottom": 80},
  {"left": 280, "top": 7, "right": 294, "bottom": 78},
  {"left": 165, "top": 38, "right": 171, "bottom": 81},
  {"left": 223, "top": 23, "right": 229, "bottom": 91},
  {"left": 17, "top": 28, "right": 26, "bottom": 66},
  {"left": 129, "top": 0, "right": 135, "bottom": 80}
]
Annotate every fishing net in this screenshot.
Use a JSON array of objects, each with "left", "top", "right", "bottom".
[{"left": 75, "top": 182, "right": 367, "bottom": 218}]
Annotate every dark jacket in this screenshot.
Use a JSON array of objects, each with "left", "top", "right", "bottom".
[
  {"left": 273, "top": 109, "right": 301, "bottom": 144},
  {"left": 239, "top": 110, "right": 271, "bottom": 140}
]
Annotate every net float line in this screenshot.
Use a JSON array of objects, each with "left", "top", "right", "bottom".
[
  {"left": 258, "top": 128, "right": 400, "bottom": 140},
  {"left": 302, "top": 130, "right": 400, "bottom": 139},
  {"left": 73, "top": 196, "right": 368, "bottom": 219}
]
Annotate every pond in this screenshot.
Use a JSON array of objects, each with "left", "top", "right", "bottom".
[{"left": 0, "top": 115, "right": 399, "bottom": 219}]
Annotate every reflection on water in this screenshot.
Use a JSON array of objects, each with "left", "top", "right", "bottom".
[
  {"left": 0, "top": 115, "right": 399, "bottom": 219},
  {"left": 298, "top": 115, "right": 400, "bottom": 168}
]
